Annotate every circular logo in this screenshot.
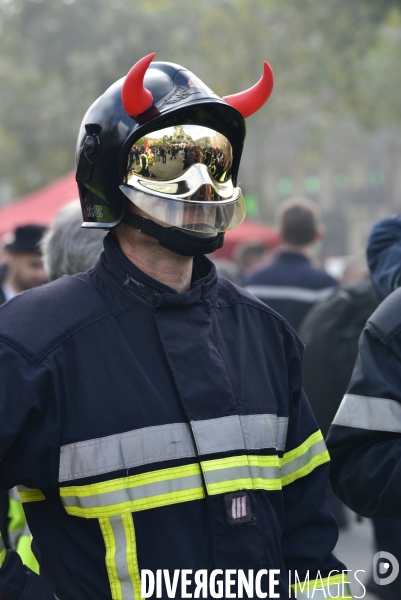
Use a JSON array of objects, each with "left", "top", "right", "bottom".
[{"left": 373, "top": 552, "right": 399, "bottom": 586}]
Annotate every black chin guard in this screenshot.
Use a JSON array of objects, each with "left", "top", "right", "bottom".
[{"left": 123, "top": 212, "right": 224, "bottom": 257}]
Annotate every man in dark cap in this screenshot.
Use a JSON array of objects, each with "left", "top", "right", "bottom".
[
  {"left": 0, "top": 224, "right": 48, "bottom": 305},
  {"left": 0, "top": 224, "right": 48, "bottom": 574}
]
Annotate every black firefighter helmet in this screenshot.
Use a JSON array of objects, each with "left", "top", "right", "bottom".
[{"left": 76, "top": 53, "right": 274, "bottom": 255}]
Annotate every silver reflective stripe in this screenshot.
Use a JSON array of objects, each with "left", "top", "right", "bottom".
[
  {"left": 294, "top": 582, "right": 352, "bottom": 599},
  {"left": 245, "top": 285, "right": 335, "bottom": 303},
  {"left": 0, "top": 534, "right": 5, "bottom": 567},
  {"left": 59, "top": 414, "right": 288, "bottom": 482},
  {"left": 250, "top": 463, "right": 281, "bottom": 481},
  {"left": 203, "top": 464, "right": 280, "bottom": 487},
  {"left": 109, "top": 516, "right": 135, "bottom": 600},
  {"left": 61, "top": 456, "right": 285, "bottom": 516},
  {"left": 59, "top": 422, "right": 195, "bottom": 482},
  {"left": 203, "top": 465, "right": 250, "bottom": 486},
  {"left": 9, "top": 487, "right": 20, "bottom": 501},
  {"left": 333, "top": 394, "right": 401, "bottom": 432},
  {"left": 9, "top": 530, "right": 21, "bottom": 550},
  {"left": 281, "top": 439, "right": 327, "bottom": 478},
  {"left": 277, "top": 417, "right": 289, "bottom": 450},
  {"left": 191, "top": 414, "right": 288, "bottom": 455},
  {"left": 62, "top": 473, "right": 203, "bottom": 510}
]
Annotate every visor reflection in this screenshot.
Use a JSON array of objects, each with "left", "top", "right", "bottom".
[{"left": 126, "top": 124, "right": 233, "bottom": 184}]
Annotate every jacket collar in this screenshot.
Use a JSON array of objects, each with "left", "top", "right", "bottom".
[
  {"left": 94, "top": 233, "right": 218, "bottom": 311},
  {"left": 275, "top": 250, "right": 311, "bottom": 264}
]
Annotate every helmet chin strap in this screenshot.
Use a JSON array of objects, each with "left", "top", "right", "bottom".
[{"left": 122, "top": 212, "right": 224, "bottom": 257}]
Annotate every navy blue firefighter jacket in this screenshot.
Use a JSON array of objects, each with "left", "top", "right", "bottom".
[
  {"left": 366, "top": 215, "right": 401, "bottom": 301},
  {"left": 0, "top": 234, "right": 346, "bottom": 600},
  {"left": 243, "top": 251, "right": 337, "bottom": 333},
  {"left": 327, "top": 285, "right": 401, "bottom": 519}
]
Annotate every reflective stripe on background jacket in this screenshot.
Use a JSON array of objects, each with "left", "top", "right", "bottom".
[
  {"left": 243, "top": 251, "right": 337, "bottom": 333},
  {"left": 0, "top": 234, "right": 347, "bottom": 600},
  {"left": 327, "top": 285, "right": 401, "bottom": 519},
  {"left": 8, "top": 487, "right": 39, "bottom": 573}
]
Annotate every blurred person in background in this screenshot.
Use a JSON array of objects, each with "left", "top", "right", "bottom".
[
  {"left": 0, "top": 224, "right": 47, "bottom": 579},
  {"left": 233, "top": 239, "right": 271, "bottom": 283},
  {"left": 298, "top": 258, "right": 401, "bottom": 600},
  {"left": 0, "top": 201, "right": 107, "bottom": 582},
  {"left": 0, "top": 233, "right": 13, "bottom": 269},
  {"left": 366, "top": 214, "right": 401, "bottom": 301},
  {"left": 341, "top": 254, "right": 370, "bottom": 284},
  {"left": 300, "top": 257, "right": 376, "bottom": 443},
  {"left": 243, "top": 197, "right": 338, "bottom": 333},
  {"left": 327, "top": 215, "right": 401, "bottom": 599},
  {"left": 40, "top": 200, "right": 106, "bottom": 280},
  {"left": 0, "top": 224, "right": 48, "bottom": 305}
]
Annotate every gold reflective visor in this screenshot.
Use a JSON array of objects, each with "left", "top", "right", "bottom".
[
  {"left": 125, "top": 124, "right": 233, "bottom": 183},
  {"left": 121, "top": 124, "right": 246, "bottom": 233}
]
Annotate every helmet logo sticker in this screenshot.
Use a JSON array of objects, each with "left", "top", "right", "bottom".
[
  {"left": 157, "top": 86, "right": 200, "bottom": 110},
  {"left": 85, "top": 205, "right": 103, "bottom": 219}
]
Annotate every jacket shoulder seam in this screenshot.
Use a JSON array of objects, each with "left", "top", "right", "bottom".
[
  {"left": 216, "top": 298, "right": 303, "bottom": 347},
  {"left": 0, "top": 305, "right": 132, "bottom": 365}
]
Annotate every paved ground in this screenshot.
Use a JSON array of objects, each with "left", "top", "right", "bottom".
[
  {"left": 334, "top": 511, "right": 380, "bottom": 599},
  {"left": 129, "top": 155, "right": 185, "bottom": 180},
  {"left": 149, "top": 156, "right": 184, "bottom": 179}
]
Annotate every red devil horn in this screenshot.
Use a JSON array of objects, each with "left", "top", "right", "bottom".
[
  {"left": 122, "top": 52, "right": 156, "bottom": 117},
  {"left": 223, "top": 62, "right": 274, "bottom": 119}
]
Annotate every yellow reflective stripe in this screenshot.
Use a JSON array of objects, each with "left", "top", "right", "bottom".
[
  {"left": 60, "top": 433, "right": 329, "bottom": 519},
  {"left": 64, "top": 487, "right": 205, "bottom": 519},
  {"left": 201, "top": 454, "right": 280, "bottom": 471},
  {"left": 18, "top": 489, "right": 45, "bottom": 503},
  {"left": 61, "top": 463, "right": 202, "bottom": 498},
  {"left": 249, "top": 455, "right": 282, "bottom": 490},
  {"left": 292, "top": 573, "right": 345, "bottom": 591},
  {"left": 99, "top": 517, "right": 122, "bottom": 600},
  {"left": 0, "top": 534, "right": 6, "bottom": 568},
  {"left": 201, "top": 454, "right": 250, "bottom": 471},
  {"left": 248, "top": 455, "right": 280, "bottom": 468},
  {"left": 201, "top": 454, "right": 282, "bottom": 494},
  {"left": 280, "top": 431, "right": 330, "bottom": 487},
  {"left": 61, "top": 462, "right": 204, "bottom": 518},
  {"left": 100, "top": 515, "right": 142, "bottom": 600},
  {"left": 281, "top": 451, "right": 330, "bottom": 487},
  {"left": 16, "top": 533, "right": 39, "bottom": 574},
  {"left": 281, "top": 431, "right": 324, "bottom": 466},
  {"left": 122, "top": 514, "right": 142, "bottom": 599},
  {"left": 291, "top": 573, "right": 351, "bottom": 595},
  {"left": 206, "top": 478, "right": 253, "bottom": 495},
  {"left": 8, "top": 497, "right": 26, "bottom": 534},
  {"left": 202, "top": 455, "right": 253, "bottom": 494}
]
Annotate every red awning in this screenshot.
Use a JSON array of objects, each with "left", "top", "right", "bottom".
[
  {"left": 213, "top": 219, "right": 280, "bottom": 260},
  {"left": 0, "top": 171, "right": 78, "bottom": 236}
]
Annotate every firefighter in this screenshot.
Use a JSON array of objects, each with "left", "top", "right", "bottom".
[
  {"left": 0, "top": 53, "right": 350, "bottom": 600},
  {"left": 327, "top": 280, "right": 401, "bottom": 520}
]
